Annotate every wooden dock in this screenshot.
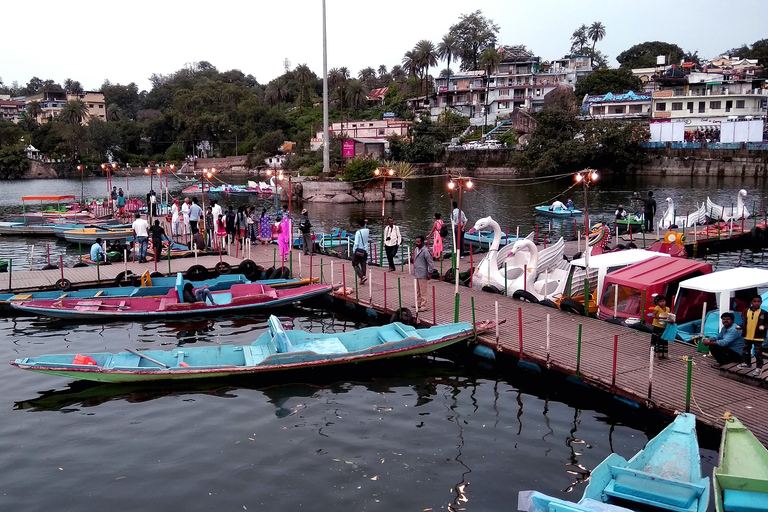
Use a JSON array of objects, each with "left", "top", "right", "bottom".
[{"left": 1, "top": 241, "right": 766, "bottom": 444}]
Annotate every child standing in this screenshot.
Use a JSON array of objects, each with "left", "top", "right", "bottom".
[{"left": 651, "top": 296, "right": 672, "bottom": 359}]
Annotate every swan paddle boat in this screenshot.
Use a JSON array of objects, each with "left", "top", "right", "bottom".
[
  {"left": 519, "top": 413, "right": 710, "bottom": 512},
  {"left": 707, "top": 189, "right": 750, "bottom": 221},
  {"left": 9, "top": 315, "right": 497, "bottom": 383},
  {"left": 10, "top": 276, "right": 336, "bottom": 320},
  {"left": 659, "top": 198, "right": 708, "bottom": 229},
  {"left": 534, "top": 205, "right": 582, "bottom": 217},
  {"left": 462, "top": 229, "right": 531, "bottom": 251},
  {"left": 713, "top": 414, "right": 768, "bottom": 512}
]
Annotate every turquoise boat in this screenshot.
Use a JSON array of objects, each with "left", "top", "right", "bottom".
[
  {"left": 519, "top": 413, "right": 710, "bottom": 512},
  {"left": 535, "top": 205, "right": 583, "bottom": 217},
  {"left": 9, "top": 315, "right": 495, "bottom": 383},
  {"left": 713, "top": 415, "right": 768, "bottom": 512},
  {"left": 462, "top": 230, "right": 530, "bottom": 251}
]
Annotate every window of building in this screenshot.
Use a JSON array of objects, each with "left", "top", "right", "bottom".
[
  {"left": 709, "top": 101, "right": 722, "bottom": 110},
  {"left": 671, "top": 102, "right": 683, "bottom": 111},
  {"left": 369, "top": 123, "right": 373, "bottom": 127},
  {"left": 698, "top": 102, "right": 705, "bottom": 113},
  {"left": 99, "top": 104, "right": 104, "bottom": 108},
  {"left": 736, "top": 100, "right": 745, "bottom": 108},
  {"left": 535, "top": 89, "right": 542, "bottom": 96},
  {"left": 378, "top": 129, "right": 385, "bottom": 135},
  {"left": 592, "top": 106, "right": 605, "bottom": 115},
  {"left": 687, "top": 102, "right": 694, "bottom": 113},
  {"left": 725, "top": 100, "right": 733, "bottom": 112},
  {"left": 656, "top": 102, "right": 666, "bottom": 111},
  {"left": 629, "top": 105, "right": 643, "bottom": 114},
  {"left": 613, "top": 106, "right": 625, "bottom": 114},
  {"left": 89, "top": 104, "right": 94, "bottom": 108}
]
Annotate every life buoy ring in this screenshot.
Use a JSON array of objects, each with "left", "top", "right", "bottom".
[
  {"left": 512, "top": 289, "right": 539, "bottom": 303},
  {"left": 390, "top": 307, "right": 413, "bottom": 325},
  {"left": 150, "top": 271, "right": 164, "bottom": 279},
  {"left": 214, "top": 262, "right": 232, "bottom": 275},
  {"left": 559, "top": 297, "right": 585, "bottom": 316},
  {"left": 55, "top": 278, "right": 72, "bottom": 291}
]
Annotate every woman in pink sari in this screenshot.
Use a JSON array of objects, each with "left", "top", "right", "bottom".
[
  {"left": 277, "top": 215, "right": 291, "bottom": 263},
  {"left": 427, "top": 212, "right": 444, "bottom": 259}
]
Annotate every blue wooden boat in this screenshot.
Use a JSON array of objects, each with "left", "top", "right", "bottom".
[
  {"left": 713, "top": 415, "right": 768, "bottom": 512},
  {"left": 9, "top": 315, "right": 496, "bottom": 383},
  {"left": 10, "top": 276, "right": 336, "bottom": 320},
  {"left": 518, "top": 413, "right": 710, "bottom": 512},
  {"left": 462, "top": 230, "right": 531, "bottom": 251},
  {"left": 535, "top": 205, "right": 583, "bottom": 217}
]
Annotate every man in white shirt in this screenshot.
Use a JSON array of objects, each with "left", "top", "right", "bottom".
[
  {"left": 211, "top": 200, "right": 223, "bottom": 227},
  {"left": 171, "top": 199, "right": 180, "bottom": 241},
  {"left": 181, "top": 198, "right": 191, "bottom": 242},
  {"left": 188, "top": 197, "right": 203, "bottom": 234},
  {"left": 383, "top": 217, "right": 402, "bottom": 271},
  {"left": 132, "top": 212, "right": 150, "bottom": 262},
  {"left": 451, "top": 201, "right": 467, "bottom": 256}
]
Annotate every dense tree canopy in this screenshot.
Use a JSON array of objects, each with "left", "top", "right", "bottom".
[
  {"left": 448, "top": 10, "right": 499, "bottom": 71},
  {"left": 725, "top": 39, "right": 768, "bottom": 67},
  {"left": 616, "top": 41, "right": 686, "bottom": 68},
  {"left": 574, "top": 67, "right": 644, "bottom": 98}
]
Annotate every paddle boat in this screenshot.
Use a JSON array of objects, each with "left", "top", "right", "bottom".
[
  {"left": 713, "top": 414, "right": 768, "bottom": 512},
  {"left": 707, "top": 189, "right": 750, "bottom": 222},
  {"left": 469, "top": 216, "right": 563, "bottom": 297},
  {"left": 534, "top": 205, "right": 582, "bottom": 217},
  {"left": 597, "top": 256, "right": 712, "bottom": 324},
  {"left": 9, "top": 314, "right": 496, "bottom": 383},
  {"left": 316, "top": 230, "right": 355, "bottom": 250},
  {"left": 518, "top": 413, "right": 710, "bottom": 512},
  {"left": 462, "top": 229, "right": 531, "bottom": 252},
  {"left": 10, "top": 276, "right": 336, "bottom": 320},
  {"left": 62, "top": 227, "right": 135, "bottom": 245},
  {"left": 616, "top": 214, "right": 644, "bottom": 233},
  {"left": 673, "top": 268, "right": 768, "bottom": 343},
  {"left": 659, "top": 198, "right": 707, "bottom": 229},
  {"left": 8, "top": 195, "right": 89, "bottom": 224}
]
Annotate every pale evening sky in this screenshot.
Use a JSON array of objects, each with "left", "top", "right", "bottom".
[{"left": 2, "top": 0, "right": 767, "bottom": 94}]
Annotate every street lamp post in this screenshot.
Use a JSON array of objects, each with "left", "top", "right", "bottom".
[
  {"left": 374, "top": 167, "right": 395, "bottom": 264},
  {"left": 447, "top": 175, "right": 473, "bottom": 292},
  {"left": 575, "top": 168, "right": 599, "bottom": 267},
  {"left": 266, "top": 169, "right": 280, "bottom": 214},
  {"left": 144, "top": 167, "right": 159, "bottom": 223},
  {"left": 276, "top": 169, "right": 293, "bottom": 244},
  {"left": 101, "top": 163, "right": 117, "bottom": 213},
  {"left": 202, "top": 167, "right": 216, "bottom": 243},
  {"left": 77, "top": 165, "right": 84, "bottom": 207}
]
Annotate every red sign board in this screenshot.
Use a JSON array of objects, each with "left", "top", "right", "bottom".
[{"left": 342, "top": 140, "right": 355, "bottom": 157}]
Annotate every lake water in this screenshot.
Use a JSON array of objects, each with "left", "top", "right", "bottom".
[{"left": 0, "top": 172, "right": 761, "bottom": 510}]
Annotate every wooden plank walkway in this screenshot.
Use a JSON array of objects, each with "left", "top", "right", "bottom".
[
  {"left": 242, "top": 244, "right": 768, "bottom": 445},
  {"left": 0, "top": 255, "right": 245, "bottom": 292}
]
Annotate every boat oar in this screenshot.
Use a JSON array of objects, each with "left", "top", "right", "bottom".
[{"left": 125, "top": 348, "right": 170, "bottom": 368}]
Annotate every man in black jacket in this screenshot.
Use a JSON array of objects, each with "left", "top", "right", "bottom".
[
  {"left": 643, "top": 191, "right": 656, "bottom": 232},
  {"left": 737, "top": 295, "right": 768, "bottom": 376}
]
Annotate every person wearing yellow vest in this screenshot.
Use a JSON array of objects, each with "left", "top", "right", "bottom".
[{"left": 736, "top": 295, "right": 768, "bottom": 376}]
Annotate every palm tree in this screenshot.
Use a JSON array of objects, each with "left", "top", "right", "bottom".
[
  {"left": 414, "top": 40, "right": 438, "bottom": 94},
  {"left": 390, "top": 65, "right": 406, "bottom": 82},
  {"left": 440, "top": 68, "right": 454, "bottom": 77},
  {"left": 588, "top": 21, "right": 606, "bottom": 53},
  {"left": 570, "top": 24, "right": 589, "bottom": 54},
  {"left": 437, "top": 33, "right": 460, "bottom": 78},
  {"left": 329, "top": 67, "right": 350, "bottom": 128},
  {"left": 479, "top": 47, "right": 501, "bottom": 76},
  {"left": 358, "top": 67, "right": 377, "bottom": 88},
  {"left": 294, "top": 64, "right": 312, "bottom": 110},
  {"left": 265, "top": 78, "right": 288, "bottom": 106},
  {"left": 344, "top": 80, "right": 368, "bottom": 109},
  {"left": 25, "top": 101, "right": 42, "bottom": 123},
  {"left": 58, "top": 99, "right": 89, "bottom": 125},
  {"left": 377, "top": 65, "right": 388, "bottom": 76}
]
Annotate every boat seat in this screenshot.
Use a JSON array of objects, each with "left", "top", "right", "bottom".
[
  {"left": 394, "top": 323, "right": 421, "bottom": 340},
  {"left": 723, "top": 489, "right": 768, "bottom": 512},
  {"left": 269, "top": 316, "right": 293, "bottom": 353},
  {"left": 296, "top": 337, "right": 347, "bottom": 354},
  {"left": 378, "top": 326, "right": 404, "bottom": 344},
  {"left": 109, "top": 353, "right": 141, "bottom": 369},
  {"left": 605, "top": 467, "right": 704, "bottom": 511}
]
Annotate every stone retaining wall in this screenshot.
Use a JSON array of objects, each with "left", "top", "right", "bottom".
[{"left": 632, "top": 148, "right": 768, "bottom": 177}]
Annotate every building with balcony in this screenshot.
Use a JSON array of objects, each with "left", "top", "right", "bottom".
[
  {"left": 432, "top": 71, "right": 486, "bottom": 121},
  {"left": 582, "top": 91, "right": 652, "bottom": 121},
  {"left": 0, "top": 100, "right": 25, "bottom": 121},
  {"left": 319, "top": 119, "right": 412, "bottom": 140},
  {"left": 24, "top": 90, "right": 106, "bottom": 124}
]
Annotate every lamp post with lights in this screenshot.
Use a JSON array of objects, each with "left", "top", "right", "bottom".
[
  {"left": 575, "top": 168, "right": 599, "bottom": 267},
  {"left": 269, "top": 168, "right": 294, "bottom": 243},
  {"left": 448, "top": 175, "right": 473, "bottom": 293},
  {"left": 101, "top": 163, "right": 117, "bottom": 213},
  {"left": 77, "top": 165, "right": 85, "bottom": 207},
  {"left": 144, "top": 166, "right": 161, "bottom": 222},
  {"left": 374, "top": 167, "right": 395, "bottom": 264}
]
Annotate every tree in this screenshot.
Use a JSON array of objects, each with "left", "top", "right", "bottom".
[
  {"left": 440, "top": 68, "right": 454, "bottom": 77},
  {"left": 344, "top": 80, "right": 368, "bottom": 109},
  {"left": 377, "top": 65, "right": 388, "bottom": 76},
  {"left": 479, "top": 46, "right": 501, "bottom": 76},
  {"left": 265, "top": 78, "right": 288, "bottom": 106},
  {"left": 390, "top": 65, "right": 406, "bottom": 82},
  {"left": 588, "top": 22, "right": 606, "bottom": 53},
  {"left": 448, "top": 10, "right": 499, "bottom": 71},
  {"left": 25, "top": 101, "right": 43, "bottom": 124},
  {"left": 64, "top": 78, "right": 83, "bottom": 95},
  {"left": 616, "top": 41, "right": 685, "bottom": 68},
  {"left": 58, "top": 100, "right": 89, "bottom": 125},
  {"left": 725, "top": 39, "right": 768, "bottom": 66},
  {"left": 401, "top": 50, "right": 419, "bottom": 78},
  {"left": 570, "top": 25, "right": 589, "bottom": 54},
  {"left": 574, "top": 67, "right": 643, "bottom": 98},
  {"left": 414, "top": 40, "right": 438, "bottom": 94},
  {"left": 438, "top": 33, "right": 460, "bottom": 79},
  {"left": 101, "top": 82, "right": 142, "bottom": 120}
]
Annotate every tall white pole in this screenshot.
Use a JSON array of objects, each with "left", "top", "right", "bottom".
[{"left": 322, "top": 0, "right": 330, "bottom": 173}]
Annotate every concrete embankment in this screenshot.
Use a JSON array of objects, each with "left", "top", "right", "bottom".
[{"left": 632, "top": 148, "right": 768, "bottom": 177}]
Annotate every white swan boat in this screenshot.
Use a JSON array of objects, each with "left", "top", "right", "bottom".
[
  {"left": 658, "top": 198, "right": 707, "bottom": 229},
  {"left": 706, "top": 189, "right": 750, "bottom": 221}
]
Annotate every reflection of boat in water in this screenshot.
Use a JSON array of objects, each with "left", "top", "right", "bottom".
[
  {"left": 519, "top": 413, "right": 710, "bottom": 512},
  {"left": 10, "top": 315, "right": 495, "bottom": 383}
]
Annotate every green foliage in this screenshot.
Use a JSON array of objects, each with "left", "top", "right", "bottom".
[
  {"left": 574, "top": 68, "right": 643, "bottom": 98},
  {"left": 389, "top": 134, "right": 444, "bottom": 163},
  {"left": 616, "top": 41, "right": 685, "bottom": 69},
  {"left": 382, "top": 160, "right": 416, "bottom": 178},
  {"left": 497, "top": 129, "right": 517, "bottom": 146},
  {"left": 448, "top": 10, "right": 500, "bottom": 71},
  {"left": 436, "top": 110, "right": 470, "bottom": 139},
  {"left": 725, "top": 39, "right": 768, "bottom": 67},
  {"left": 343, "top": 158, "right": 379, "bottom": 181},
  {"left": 164, "top": 142, "right": 186, "bottom": 161},
  {"left": 0, "top": 120, "right": 27, "bottom": 178}
]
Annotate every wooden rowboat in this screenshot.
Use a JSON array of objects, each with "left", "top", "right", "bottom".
[
  {"left": 10, "top": 278, "right": 336, "bottom": 320},
  {"left": 519, "top": 413, "right": 710, "bottom": 512},
  {"left": 9, "top": 315, "right": 495, "bottom": 383},
  {"left": 534, "top": 205, "right": 583, "bottom": 217},
  {"left": 713, "top": 415, "right": 768, "bottom": 512}
]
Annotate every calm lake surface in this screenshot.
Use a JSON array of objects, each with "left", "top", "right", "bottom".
[{"left": 1, "top": 172, "right": 762, "bottom": 510}]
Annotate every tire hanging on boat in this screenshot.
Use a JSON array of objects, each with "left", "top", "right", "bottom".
[
  {"left": 559, "top": 297, "right": 585, "bottom": 316},
  {"left": 55, "top": 278, "right": 72, "bottom": 291},
  {"left": 538, "top": 298, "right": 558, "bottom": 309},
  {"left": 390, "top": 307, "right": 413, "bottom": 325},
  {"left": 238, "top": 259, "right": 259, "bottom": 280},
  {"left": 481, "top": 285, "right": 503, "bottom": 295},
  {"left": 150, "top": 271, "right": 164, "bottom": 279},
  {"left": 186, "top": 265, "right": 208, "bottom": 280},
  {"left": 72, "top": 262, "right": 88, "bottom": 268},
  {"left": 512, "top": 290, "right": 539, "bottom": 303},
  {"left": 214, "top": 262, "right": 232, "bottom": 275},
  {"left": 41, "top": 264, "right": 59, "bottom": 270},
  {"left": 115, "top": 270, "right": 135, "bottom": 287}
]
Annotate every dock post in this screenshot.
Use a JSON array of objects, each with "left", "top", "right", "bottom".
[
  {"left": 354, "top": 272, "right": 358, "bottom": 304},
  {"left": 408, "top": 240, "right": 412, "bottom": 274},
  {"left": 194, "top": 244, "right": 198, "bottom": 266},
  {"left": 471, "top": 296, "right": 476, "bottom": 333},
  {"left": 369, "top": 270, "right": 373, "bottom": 304},
  {"left": 629, "top": 223, "right": 633, "bottom": 242},
  {"left": 754, "top": 201, "right": 757, "bottom": 229},
  {"left": 685, "top": 356, "right": 693, "bottom": 413},
  {"left": 413, "top": 278, "right": 417, "bottom": 314},
  {"left": 584, "top": 278, "right": 590, "bottom": 316},
  {"left": 440, "top": 252, "right": 443, "bottom": 278},
  {"left": 273, "top": 247, "right": 276, "bottom": 267},
  {"left": 642, "top": 228, "right": 646, "bottom": 248},
  {"left": 383, "top": 272, "right": 387, "bottom": 313},
  {"left": 611, "top": 334, "right": 618, "bottom": 393},
  {"left": 495, "top": 301, "right": 500, "bottom": 351},
  {"left": 454, "top": 293, "right": 459, "bottom": 323},
  {"left": 504, "top": 263, "right": 508, "bottom": 296},
  {"left": 577, "top": 230, "right": 581, "bottom": 253},
  {"left": 342, "top": 264, "right": 346, "bottom": 296},
  {"left": 546, "top": 314, "right": 551, "bottom": 368},
  {"left": 576, "top": 324, "right": 583, "bottom": 377},
  {"left": 319, "top": 258, "right": 324, "bottom": 283},
  {"left": 95, "top": 256, "right": 100, "bottom": 284},
  {"left": 298, "top": 253, "right": 302, "bottom": 278},
  {"left": 7, "top": 259, "right": 11, "bottom": 291},
  {"left": 310, "top": 255, "right": 313, "bottom": 282},
  {"left": 397, "top": 277, "right": 402, "bottom": 312},
  {"left": 432, "top": 286, "right": 436, "bottom": 325},
  {"left": 641, "top": 290, "right": 647, "bottom": 323},
  {"left": 647, "top": 346, "right": 654, "bottom": 403},
  {"left": 289, "top": 252, "right": 293, "bottom": 276},
  {"left": 400, "top": 244, "right": 404, "bottom": 272},
  {"left": 518, "top": 307, "right": 523, "bottom": 359},
  {"left": 167, "top": 247, "right": 171, "bottom": 276}
]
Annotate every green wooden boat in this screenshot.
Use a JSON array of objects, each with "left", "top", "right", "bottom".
[{"left": 714, "top": 415, "right": 768, "bottom": 512}]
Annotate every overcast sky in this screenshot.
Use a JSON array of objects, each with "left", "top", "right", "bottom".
[{"left": 3, "top": 0, "right": 767, "bottom": 93}]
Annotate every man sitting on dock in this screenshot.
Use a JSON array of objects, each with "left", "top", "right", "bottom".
[
  {"left": 702, "top": 312, "right": 744, "bottom": 368},
  {"left": 90, "top": 238, "right": 105, "bottom": 263}
]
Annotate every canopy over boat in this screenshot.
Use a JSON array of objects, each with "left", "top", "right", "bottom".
[{"left": 21, "top": 195, "right": 77, "bottom": 202}]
